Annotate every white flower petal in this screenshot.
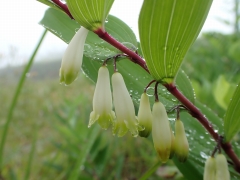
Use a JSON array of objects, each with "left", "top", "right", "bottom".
[
  {"left": 112, "top": 72, "right": 139, "bottom": 137},
  {"left": 152, "top": 101, "right": 171, "bottom": 163},
  {"left": 89, "top": 66, "right": 115, "bottom": 129},
  {"left": 60, "top": 26, "right": 89, "bottom": 85}
]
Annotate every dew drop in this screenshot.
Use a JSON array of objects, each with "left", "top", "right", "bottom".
[
  {"left": 200, "top": 152, "right": 208, "bottom": 159},
  {"left": 146, "top": 87, "right": 154, "bottom": 97}
]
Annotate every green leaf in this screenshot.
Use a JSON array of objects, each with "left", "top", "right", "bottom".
[
  {"left": 224, "top": 82, "right": 240, "bottom": 142},
  {"left": 213, "top": 75, "right": 236, "bottom": 110},
  {"left": 66, "top": 0, "right": 114, "bottom": 30},
  {"left": 138, "top": 0, "right": 213, "bottom": 83},
  {"left": 173, "top": 157, "right": 203, "bottom": 180},
  {"left": 36, "top": 0, "right": 65, "bottom": 12},
  {"left": 176, "top": 70, "right": 195, "bottom": 104}
]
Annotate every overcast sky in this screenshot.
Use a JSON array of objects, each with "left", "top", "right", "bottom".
[{"left": 0, "top": 0, "right": 234, "bottom": 68}]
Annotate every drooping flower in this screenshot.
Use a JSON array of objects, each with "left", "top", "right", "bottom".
[
  {"left": 174, "top": 119, "right": 189, "bottom": 162},
  {"left": 89, "top": 66, "right": 115, "bottom": 129},
  {"left": 215, "top": 154, "right": 230, "bottom": 180},
  {"left": 138, "top": 93, "right": 152, "bottom": 137},
  {"left": 111, "top": 72, "right": 142, "bottom": 137},
  {"left": 204, "top": 156, "right": 216, "bottom": 180},
  {"left": 59, "top": 26, "right": 89, "bottom": 85},
  {"left": 152, "top": 101, "right": 171, "bottom": 163}
]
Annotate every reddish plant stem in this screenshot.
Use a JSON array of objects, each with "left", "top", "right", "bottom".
[
  {"left": 51, "top": 0, "right": 73, "bottom": 19},
  {"left": 51, "top": 2, "right": 240, "bottom": 173},
  {"left": 164, "top": 83, "right": 240, "bottom": 172},
  {"left": 94, "top": 29, "right": 149, "bottom": 73},
  {"left": 144, "top": 80, "right": 156, "bottom": 93},
  {"left": 164, "top": 83, "right": 219, "bottom": 141}
]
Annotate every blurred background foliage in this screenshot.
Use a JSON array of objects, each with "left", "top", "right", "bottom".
[{"left": 0, "top": 1, "right": 240, "bottom": 179}]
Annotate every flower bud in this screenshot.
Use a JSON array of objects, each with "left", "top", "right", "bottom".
[
  {"left": 59, "top": 26, "right": 89, "bottom": 85},
  {"left": 152, "top": 101, "right": 171, "bottom": 163},
  {"left": 215, "top": 154, "right": 230, "bottom": 180},
  {"left": 112, "top": 72, "right": 142, "bottom": 137},
  {"left": 137, "top": 93, "right": 152, "bottom": 137},
  {"left": 174, "top": 119, "right": 189, "bottom": 162},
  {"left": 89, "top": 66, "right": 115, "bottom": 129},
  {"left": 204, "top": 156, "right": 216, "bottom": 180}
]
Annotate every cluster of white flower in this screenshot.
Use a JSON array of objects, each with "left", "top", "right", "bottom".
[
  {"left": 89, "top": 65, "right": 190, "bottom": 163},
  {"left": 59, "top": 26, "right": 189, "bottom": 163},
  {"left": 89, "top": 66, "right": 143, "bottom": 137},
  {"left": 152, "top": 102, "right": 189, "bottom": 163}
]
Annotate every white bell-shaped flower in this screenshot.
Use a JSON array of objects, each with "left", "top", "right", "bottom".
[
  {"left": 59, "top": 26, "right": 89, "bottom": 85},
  {"left": 89, "top": 66, "right": 115, "bottom": 129},
  {"left": 204, "top": 156, "right": 216, "bottom": 180},
  {"left": 174, "top": 119, "right": 189, "bottom": 162},
  {"left": 152, "top": 101, "right": 172, "bottom": 163},
  {"left": 138, "top": 93, "right": 152, "bottom": 137},
  {"left": 112, "top": 72, "right": 141, "bottom": 137},
  {"left": 216, "top": 154, "right": 230, "bottom": 180}
]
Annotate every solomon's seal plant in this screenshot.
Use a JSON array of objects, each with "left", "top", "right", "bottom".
[
  {"left": 35, "top": 0, "right": 240, "bottom": 178},
  {"left": 152, "top": 100, "right": 172, "bottom": 163}
]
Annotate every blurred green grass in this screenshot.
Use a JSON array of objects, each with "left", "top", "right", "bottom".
[{"left": 0, "top": 60, "right": 91, "bottom": 179}]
